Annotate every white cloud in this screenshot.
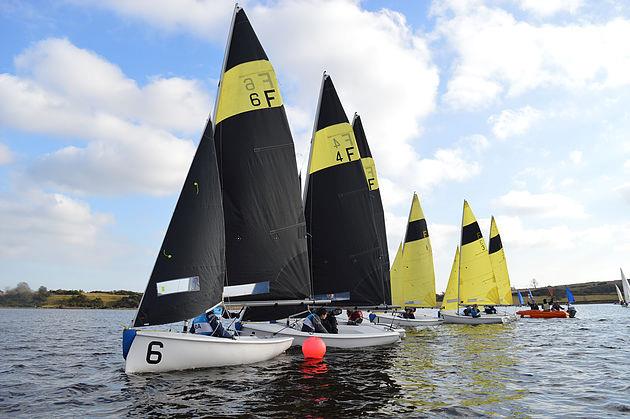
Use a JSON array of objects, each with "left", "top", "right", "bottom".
[
  {"left": 0, "top": 143, "right": 12, "bottom": 165},
  {"left": 0, "top": 188, "right": 113, "bottom": 260},
  {"left": 0, "top": 38, "right": 208, "bottom": 195},
  {"left": 415, "top": 147, "right": 481, "bottom": 189},
  {"left": 569, "top": 149, "right": 583, "bottom": 165},
  {"left": 488, "top": 106, "right": 542, "bottom": 139},
  {"left": 516, "top": 0, "right": 583, "bottom": 17},
  {"left": 435, "top": 3, "right": 630, "bottom": 109},
  {"left": 493, "top": 190, "right": 588, "bottom": 218},
  {"left": 459, "top": 134, "right": 490, "bottom": 153},
  {"left": 615, "top": 183, "right": 630, "bottom": 204}
]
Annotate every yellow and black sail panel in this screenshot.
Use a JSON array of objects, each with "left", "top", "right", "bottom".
[
  {"left": 458, "top": 200, "right": 500, "bottom": 306},
  {"left": 489, "top": 216, "right": 512, "bottom": 305},
  {"left": 215, "top": 7, "right": 283, "bottom": 124},
  {"left": 304, "top": 74, "right": 390, "bottom": 306},
  {"left": 396, "top": 193, "right": 436, "bottom": 307},
  {"left": 441, "top": 246, "right": 460, "bottom": 311},
  {"left": 308, "top": 76, "right": 360, "bottom": 174},
  {"left": 214, "top": 7, "right": 310, "bottom": 311},
  {"left": 352, "top": 114, "right": 379, "bottom": 191}
]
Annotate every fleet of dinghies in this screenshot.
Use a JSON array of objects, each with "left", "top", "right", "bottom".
[{"left": 120, "top": 5, "right": 581, "bottom": 374}]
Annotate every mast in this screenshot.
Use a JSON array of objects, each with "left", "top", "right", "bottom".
[{"left": 212, "top": 6, "right": 310, "bottom": 310}]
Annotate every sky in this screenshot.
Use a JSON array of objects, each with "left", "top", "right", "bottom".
[{"left": 2, "top": 0, "right": 630, "bottom": 292}]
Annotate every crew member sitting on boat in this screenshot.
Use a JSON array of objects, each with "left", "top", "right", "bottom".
[
  {"left": 190, "top": 309, "right": 234, "bottom": 339},
  {"left": 551, "top": 301, "right": 563, "bottom": 311},
  {"left": 401, "top": 307, "right": 416, "bottom": 319},
  {"left": 301, "top": 307, "right": 329, "bottom": 333},
  {"left": 321, "top": 308, "right": 340, "bottom": 334},
  {"left": 541, "top": 299, "right": 550, "bottom": 311},
  {"left": 346, "top": 308, "right": 363, "bottom": 325},
  {"left": 469, "top": 304, "right": 481, "bottom": 318},
  {"left": 528, "top": 299, "right": 539, "bottom": 310},
  {"left": 484, "top": 305, "right": 497, "bottom": 314}
]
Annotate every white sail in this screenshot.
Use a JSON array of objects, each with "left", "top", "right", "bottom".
[
  {"left": 615, "top": 284, "right": 624, "bottom": 303},
  {"left": 621, "top": 268, "right": 630, "bottom": 303}
]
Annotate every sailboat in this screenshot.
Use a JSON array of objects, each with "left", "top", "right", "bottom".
[
  {"left": 239, "top": 74, "right": 400, "bottom": 348},
  {"left": 122, "top": 91, "right": 292, "bottom": 373},
  {"left": 615, "top": 284, "right": 625, "bottom": 305},
  {"left": 488, "top": 216, "right": 513, "bottom": 306},
  {"left": 372, "top": 193, "right": 443, "bottom": 327},
  {"left": 620, "top": 268, "right": 630, "bottom": 307},
  {"left": 441, "top": 201, "right": 512, "bottom": 324}
]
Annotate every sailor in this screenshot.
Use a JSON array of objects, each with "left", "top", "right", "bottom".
[
  {"left": 551, "top": 301, "right": 563, "bottom": 311},
  {"left": 541, "top": 299, "right": 550, "bottom": 311},
  {"left": 346, "top": 307, "right": 363, "bottom": 325},
  {"left": 463, "top": 305, "right": 472, "bottom": 316},
  {"left": 484, "top": 305, "right": 497, "bottom": 314},
  {"left": 401, "top": 307, "right": 416, "bottom": 319},
  {"left": 321, "top": 308, "right": 339, "bottom": 334},
  {"left": 190, "top": 308, "right": 234, "bottom": 339},
  {"left": 301, "top": 307, "right": 329, "bottom": 333},
  {"left": 470, "top": 304, "right": 481, "bottom": 318}
]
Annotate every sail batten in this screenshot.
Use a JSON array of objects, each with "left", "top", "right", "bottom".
[
  {"left": 304, "top": 75, "right": 390, "bottom": 306},
  {"left": 213, "top": 7, "right": 310, "bottom": 308}
]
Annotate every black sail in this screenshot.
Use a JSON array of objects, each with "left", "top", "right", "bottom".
[
  {"left": 304, "top": 74, "right": 390, "bottom": 306},
  {"left": 213, "top": 7, "right": 310, "bottom": 305},
  {"left": 133, "top": 121, "right": 225, "bottom": 327},
  {"left": 352, "top": 114, "right": 391, "bottom": 301}
]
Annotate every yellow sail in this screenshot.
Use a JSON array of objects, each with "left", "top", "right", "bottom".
[
  {"left": 390, "top": 242, "right": 403, "bottom": 306},
  {"left": 459, "top": 200, "right": 500, "bottom": 306},
  {"left": 488, "top": 216, "right": 513, "bottom": 305},
  {"left": 441, "top": 246, "right": 460, "bottom": 311},
  {"left": 394, "top": 193, "right": 436, "bottom": 307}
]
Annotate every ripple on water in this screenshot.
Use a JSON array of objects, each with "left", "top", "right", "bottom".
[{"left": 1, "top": 305, "right": 629, "bottom": 417}]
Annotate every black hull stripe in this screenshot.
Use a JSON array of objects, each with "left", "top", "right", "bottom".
[
  {"left": 461, "top": 222, "right": 483, "bottom": 246},
  {"left": 405, "top": 219, "right": 428, "bottom": 242},
  {"left": 489, "top": 235, "right": 503, "bottom": 254}
]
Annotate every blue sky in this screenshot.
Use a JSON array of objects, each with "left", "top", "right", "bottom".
[{"left": 2, "top": 0, "right": 630, "bottom": 292}]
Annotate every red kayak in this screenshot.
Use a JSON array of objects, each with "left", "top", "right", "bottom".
[{"left": 516, "top": 310, "right": 568, "bottom": 318}]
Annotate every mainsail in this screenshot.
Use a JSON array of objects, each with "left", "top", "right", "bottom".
[
  {"left": 213, "top": 7, "right": 310, "bottom": 304},
  {"left": 458, "top": 200, "right": 500, "bottom": 306},
  {"left": 621, "top": 268, "right": 630, "bottom": 303},
  {"left": 615, "top": 284, "right": 624, "bottom": 304},
  {"left": 352, "top": 113, "right": 390, "bottom": 295},
  {"left": 304, "top": 74, "right": 390, "bottom": 306},
  {"left": 390, "top": 193, "right": 436, "bottom": 307},
  {"left": 133, "top": 121, "right": 225, "bottom": 327},
  {"left": 441, "top": 246, "right": 460, "bottom": 311},
  {"left": 488, "top": 216, "right": 513, "bottom": 305}
]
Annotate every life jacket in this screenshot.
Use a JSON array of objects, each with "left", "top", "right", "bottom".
[{"left": 191, "top": 313, "right": 225, "bottom": 336}]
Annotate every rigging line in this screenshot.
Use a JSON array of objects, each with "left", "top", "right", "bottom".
[{"left": 271, "top": 309, "right": 310, "bottom": 336}]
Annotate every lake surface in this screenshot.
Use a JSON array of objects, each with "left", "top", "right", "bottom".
[{"left": 1, "top": 304, "right": 629, "bottom": 417}]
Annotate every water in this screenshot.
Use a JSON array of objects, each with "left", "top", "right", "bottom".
[{"left": 1, "top": 305, "right": 629, "bottom": 417}]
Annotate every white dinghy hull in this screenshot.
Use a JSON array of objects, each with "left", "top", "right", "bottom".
[
  {"left": 239, "top": 322, "right": 401, "bottom": 348},
  {"left": 372, "top": 313, "right": 443, "bottom": 327},
  {"left": 440, "top": 311, "right": 514, "bottom": 325},
  {"left": 124, "top": 330, "right": 293, "bottom": 374}
]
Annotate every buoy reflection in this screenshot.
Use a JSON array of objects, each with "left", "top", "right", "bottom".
[{"left": 300, "top": 359, "right": 329, "bottom": 378}]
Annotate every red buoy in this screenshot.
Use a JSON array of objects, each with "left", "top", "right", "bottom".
[{"left": 302, "top": 336, "right": 326, "bottom": 359}]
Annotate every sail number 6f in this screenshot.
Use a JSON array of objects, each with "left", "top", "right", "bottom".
[{"left": 243, "top": 71, "right": 276, "bottom": 108}]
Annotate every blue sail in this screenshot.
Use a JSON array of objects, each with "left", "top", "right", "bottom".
[
  {"left": 517, "top": 290, "right": 524, "bottom": 305},
  {"left": 527, "top": 289, "right": 534, "bottom": 299},
  {"left": 566, "top": 287, "right": 575, "bottom": 304}
]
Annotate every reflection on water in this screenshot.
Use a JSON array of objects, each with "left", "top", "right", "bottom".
[{"left": 1, "top": 305, "right": 630, "bottom": 417}]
